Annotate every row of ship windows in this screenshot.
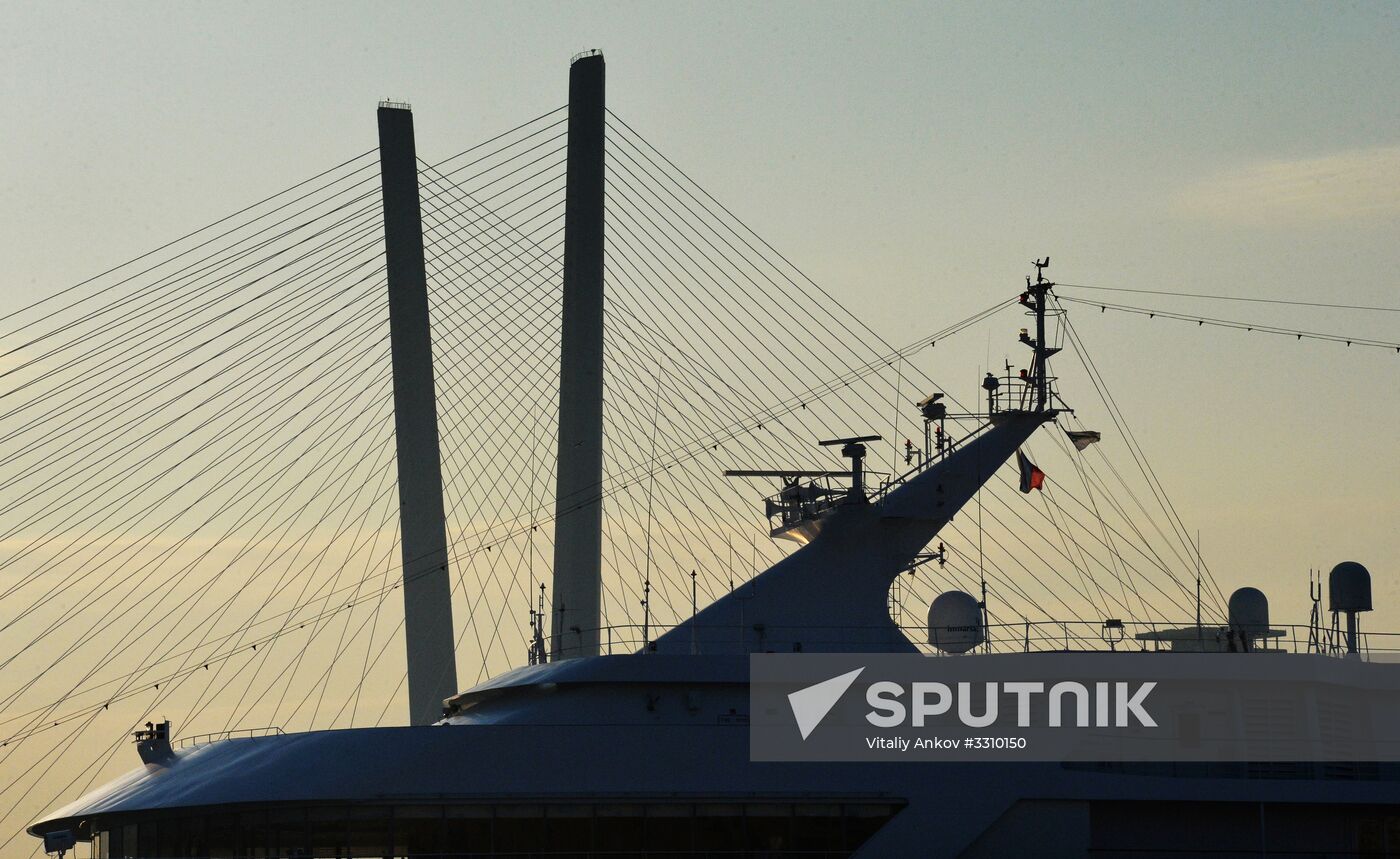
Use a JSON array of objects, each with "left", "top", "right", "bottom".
[{"left": 89, "top": 801, "right": 902, "bottom": 858}]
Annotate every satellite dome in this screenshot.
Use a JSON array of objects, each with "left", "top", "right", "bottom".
[
  {"left": 928, "top": 590, "right": 984, "bottom": 654},
  {"left": 1328, "top": 561, "right": 1373, "bottom": 613},
  {"left": 1228, "top": 587, "right": 1269, "bottom": 638}
]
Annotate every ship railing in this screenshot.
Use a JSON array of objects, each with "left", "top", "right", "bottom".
[
  {"left": 989, "top": 373, "right": 1040, "bottom": 413},
  {"left": 975, "top": 620, "right": 1398, "bottom": 658},
  {"left": 757, "top": 470, "right": 892, "bottom": 530},
  {"left": 870, "top": 418, "right": 990, "bottom": 493},
  {"left": 174, "top": 725, "right": 285, "bottom": 750},
  {"left": 533, "top": 621, "right": 1400, "bottom": 659}
]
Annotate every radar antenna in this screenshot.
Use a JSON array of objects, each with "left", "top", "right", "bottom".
[
  {"left": 817, "top": 435, "right": 881, "bottom": 500},
  {"left": 724, "top": 434, "right": 881, "bottom": 544}
]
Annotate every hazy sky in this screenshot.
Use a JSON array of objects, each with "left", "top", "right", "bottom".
[
  {"left": 10, "top": 0, "right": 1395, "bottom": 596},
  {"left": 2, "top": 1, "right": 1399, "bottom": 844}
]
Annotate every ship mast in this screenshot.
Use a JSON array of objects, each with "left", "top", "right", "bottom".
[{"left": 1024, "top": 256, "right": 1058, "bottom": 412}]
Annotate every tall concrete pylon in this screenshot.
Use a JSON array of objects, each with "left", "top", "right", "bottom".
[
  {"left": 551, "top": 52, "right": 606, "bottom": 659},
  {"left": 377, "top": 103, "right": 459, "bottom": 723}
]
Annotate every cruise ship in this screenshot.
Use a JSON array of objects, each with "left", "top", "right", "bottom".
[{"left": 26, "top": 52, "right": 1400, "bottom": 858}]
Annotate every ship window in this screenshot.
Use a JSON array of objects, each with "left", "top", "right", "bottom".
[
  {"left": 1091, "top": 800, "right": 1400, "bottom": 854},
  {"left": 136, "top": 820, "right": 158, "bottom": 858},
  {"left": 693, "top": 802, "right": 745, "bottom": 852},
  {"left": 843, "top": 802, "right": 900, "bottom": 849},
  {"left": 348, "top": 806, "right": 388, "bottom": 858},
  {"left": 644, "top": 803, "right": 692, "bottom": 853},
  {"left": 795, "top": 803, "right": 844, "bottom": 853},
  {"left": 267, "top": 807, "right": 304, "bottom": 857},
  {"left": 187, "top": 815, "right": 208, "bottom": 857},
  {"left": 746, "top": 802, "right": 793, "bottom": 851},
  {"left": 206, "top": 811, "right": 236, "bottom": 857},
  {"left": 492, "top": 804, "right": 545, "bottom": 854},
  {"left": 78, "top": 798, "right": 902, "bottom": 857},
  {"left": 240, "top": 810, "right": 268, "bottom": 857},
  {"left": 547, "top": 803, "right": 593, "bottom": 851},
  {"left": 394, "top": 805, "right": 442, "bottom": 857},
  {"left": 307, "top": 806, "right": 346, "bottom": 857},
  {"left": 442, "top": 804, "right": 490, "bottom": 853},
  {"left": 205, "top": 817, "right": 239, "bottom": 859},
  {"left": 155, "top": 816, "right": 181, "bottom": 858},
  {"left": 594, "top": 803, "right": 644, "bottom": 853}
]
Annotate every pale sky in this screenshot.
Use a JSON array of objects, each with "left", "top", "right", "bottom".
[
  {"left": 9, "top": 0, "right": 1395, "bottom": 609},
  {"left": 1, "top": 0, "right": 1399, "bottom": 849}
]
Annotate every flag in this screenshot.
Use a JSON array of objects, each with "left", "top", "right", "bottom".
[
  {"left": 1065, "top": 430, "right": 1102, "bottom": 451},
  {"left": 1016, "top": 450, "right": 1046, "bottom": 493}
]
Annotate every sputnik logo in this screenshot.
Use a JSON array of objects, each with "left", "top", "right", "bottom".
[{"left": 787, "top": 667, "right": 864, "bottom": 740}]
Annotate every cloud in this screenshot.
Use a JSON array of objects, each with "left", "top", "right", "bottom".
[{"left": 1172, "top": 145, "right": 1400, "bottom": 225}]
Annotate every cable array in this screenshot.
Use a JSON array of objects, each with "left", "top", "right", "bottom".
[{"left": 0, "top": 104, "right": 1228, "bottom": 853}]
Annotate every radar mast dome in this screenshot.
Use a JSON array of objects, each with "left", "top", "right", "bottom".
[{"left": 928, "top": 590, "right": 984, "bottom": 654}]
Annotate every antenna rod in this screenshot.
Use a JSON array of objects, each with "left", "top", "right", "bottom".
[
  {"left": 377, "top": 103, "right": 458, "bottom": 725},
  {"left": 691, "top": 570, "right": 699, "bottom": 655},
  {"left": 551, "top": 51, "right": 607, "bottom": 659},
  {"left": 1026, "top": 257, "right": 1055, "bottom": 411},
  {"left": 641, "top": 579, "right": 651, "bottom": 650},
  {"left": 1195, "top": 530, "right": 1202, "bottom": 630}
]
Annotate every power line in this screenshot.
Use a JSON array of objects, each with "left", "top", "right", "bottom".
[
  {"left": 1057, "top": 282, "right": 1400, "bottom": 314},
  {"left": 1060, "top": 295, "right": 1400, "bottom": 352}
]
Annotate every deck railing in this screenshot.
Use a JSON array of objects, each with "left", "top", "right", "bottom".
[
  {"left": 174, "top": 726, "right": 285, "bottom": 750},
  {"left": 527, "top": 620, "right": 1398, "bottom": 662}
]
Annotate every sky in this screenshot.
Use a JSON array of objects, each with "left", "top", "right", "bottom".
[
  {"left": 8, "top": 0, "right": 1393, "bottom": 605},
  {"left": 1, "top": 0, "right": 1399, "bottom": 848}
]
